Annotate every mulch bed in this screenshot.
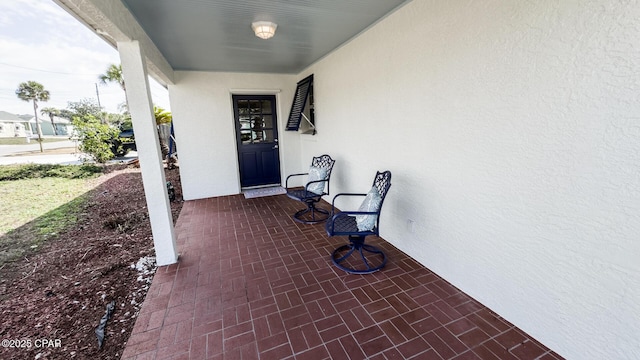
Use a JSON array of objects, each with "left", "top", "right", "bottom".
[{"left": 0, "top": 165, "right": 183, "bottom": 359}]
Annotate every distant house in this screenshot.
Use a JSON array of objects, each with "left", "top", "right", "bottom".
[
  {"left": 0, "top": 111, "right": 32, "bottom": 138},
  {"left": 0, "top": 111, "right": 72, "bottom": 137},
  {"left": 30, "top": 115, "right": 73, "bottom": 136}
]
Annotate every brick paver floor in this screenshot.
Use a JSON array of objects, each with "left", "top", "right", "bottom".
[{"left": 122, "top": 194, "right": 562, "bottom": 359}]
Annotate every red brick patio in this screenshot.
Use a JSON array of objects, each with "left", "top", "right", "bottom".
[{"left": 122, "top": 193, "right": 562, "bottom": 359}]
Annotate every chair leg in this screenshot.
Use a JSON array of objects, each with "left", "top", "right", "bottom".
[
  {"left": 331, "top": 235, "right": 387, "bottom": 274},
  {"left": 292, "top": 201, "right": 330, "bottom": 224}
]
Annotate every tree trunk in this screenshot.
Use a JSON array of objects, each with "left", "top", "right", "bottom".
[
  {"left": 33, "top": 101, "right": 43, "bottom": 152},
  {"left": 49, "top": 115, "right": 58, "bottom": 135}
]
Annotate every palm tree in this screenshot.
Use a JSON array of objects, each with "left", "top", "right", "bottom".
[
  {"left": 100, "top": 65, "right": 176, "bottom": 162},
  {"left": 99, "top": 64, "right": 127, "bottom": 123},
  {"left": 98, "top": 64, "right": 125, "bottom": 91},
  {"left": 16, "top": 81, "right": 50, "bottom": 152},
  {"left": 41, "top": 107, "right": 60, "bottom": 135},
  {"left": 154, "top": 106, "right": 172, "bottom": 125},
  {"left": 154, "top": 106, "right": 173, "bottom": 160}
]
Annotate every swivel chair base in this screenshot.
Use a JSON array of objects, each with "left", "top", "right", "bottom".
[
  {"left": 331, "top": 235, "right": 387, "bottom": 274},
  {"left": 293, "top": 202, "right": 330, "bottom": 224}
]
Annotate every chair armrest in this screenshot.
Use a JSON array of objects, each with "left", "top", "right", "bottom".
[
  {"left": 331, "top": 193, "right": 366, "bottom": 207},
  {"left": 333, "top": 210, "right": 378, "bottom": 216},
  {"left": 330, "top": 210, "right": 379, "bottom": 221},
  {"left": 329, "top": 193, "right": 367, "bottom": 214},
  {"left": 328, "top": 211, "right": 351, "bottom": 224},
  {"left": 286, "top": 172, "right": 308, "bottom": 188}
]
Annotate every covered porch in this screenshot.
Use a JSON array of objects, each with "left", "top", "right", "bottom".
[
  {"left": 54, "top": 0, "right": 639, "bottom": 358},
  {"left": 122, "top": 194, "right": 560, "bottom": 359}
]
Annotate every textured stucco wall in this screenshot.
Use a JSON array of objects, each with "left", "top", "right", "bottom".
[
  {"left": 168, "top": 72, "right": 297, "bottom": 200},
  {"left": 301, "top": 0, "right": 640, "bottom": 358}
]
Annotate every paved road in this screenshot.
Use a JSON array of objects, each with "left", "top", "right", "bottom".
[
  {"left": 0, "top": 139, "right": 137, "bottom": 165},
  {"left": 0, "top": 139, "right": 79, "bottom": 156},
  {"left": 0, "top": 153, "right": 86, "bottom": 166}
]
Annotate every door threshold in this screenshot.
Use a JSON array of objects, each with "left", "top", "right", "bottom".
[{"left": 241, "top": 184, "right": 282, "bottom": 190}]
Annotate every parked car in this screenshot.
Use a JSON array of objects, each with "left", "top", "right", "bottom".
[{"left": 110, "top": 125, "right": 136, "bottom": 156}]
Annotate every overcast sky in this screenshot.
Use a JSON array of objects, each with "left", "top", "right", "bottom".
[{"left": 0, "top": 0, "right": 170, "bottom": 116}]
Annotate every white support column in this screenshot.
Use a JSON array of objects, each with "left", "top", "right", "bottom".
[{"left": 118, "top": 40, "right": 177, "bottom": 266}]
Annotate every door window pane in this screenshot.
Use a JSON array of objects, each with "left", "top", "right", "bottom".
[
  {"left": 251, "top": 130, "right": 262, "bottom": 142},
  {"left": 261, "top": 100, "right": 272, "bottom": 114},
  {"left": 262, "top": 115, "right": 273, "bottom": 129},
  {"left": 250, "top": 100, "right": 260, "bottom": 114},
  {"left": 262, "top": 130, "right": 274, "bottom": 142},
  {"left": 251, "top": 116, "right": 262, "bottom": 131},
  {"left": 241, "top": 130, "right": 252, "bottom": 144},
  {"left": 239, "top": 116, "right": 251, "bottom": 129},
  {"left": 238, "top": 100, "right": 249, "bottom": 115}
]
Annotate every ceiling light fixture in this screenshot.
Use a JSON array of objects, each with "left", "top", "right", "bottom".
[{"left": 251, "top": 21, "right": 277, "bottom": 40}]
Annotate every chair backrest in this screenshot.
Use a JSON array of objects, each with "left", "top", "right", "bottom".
[
  {"left": 310, "top": 154, "right": 335, "bottom": 192},
  {"left": 311, "top": 154, "right": 335, "bottom": 174},
  {"left": 354, "top": 170, "right": 392, "bottom": 234},
  {"left": 371, "top": 170, "right": 392, "bottom": 214}
]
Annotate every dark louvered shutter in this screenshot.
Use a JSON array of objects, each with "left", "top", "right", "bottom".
[{"left": 286, "top": 75, "right": 313, "bottom": 131}]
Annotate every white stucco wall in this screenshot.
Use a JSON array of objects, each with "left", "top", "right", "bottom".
[
  {"left": 168, "top": 72, "right": 298, "bottom": 200},
  {"left": 300, "top": 1, "right": 640, "bottom": 359}
]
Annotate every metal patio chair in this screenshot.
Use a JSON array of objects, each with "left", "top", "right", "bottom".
[
  {"left": 286, "top": 154, "right": 336, "bottom": 224},
  {"left": 325, "top": 170, "right": 392, "bottom": 274}
]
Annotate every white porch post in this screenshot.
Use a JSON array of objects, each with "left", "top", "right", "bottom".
[{"left": 117, "top": 40, "right": 178, "bottom": 266}]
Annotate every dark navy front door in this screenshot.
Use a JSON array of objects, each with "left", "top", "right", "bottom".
[{"left": 233, "top": 95, "right": 281, "bottom": 188}]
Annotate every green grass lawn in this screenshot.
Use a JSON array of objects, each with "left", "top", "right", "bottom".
[
  {"left": 0, "top": 164, "right": 103, "bottom": 264},
  {"left": 0, "top": 177, "right": 90, "bottom": 236},
  {"left": 0, "top": 137, "right": 69, "bottom": 145}
]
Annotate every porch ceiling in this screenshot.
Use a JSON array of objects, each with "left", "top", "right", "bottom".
[{"left": 120, "top": 0, "right": 409, "bottom": 74}]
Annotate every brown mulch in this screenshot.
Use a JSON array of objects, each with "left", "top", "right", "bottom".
[{"left": 0, "top": 165, "right": 183, "bottom": 359}]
